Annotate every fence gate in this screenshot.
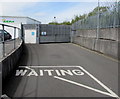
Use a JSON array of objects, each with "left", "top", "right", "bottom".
[
  {"left": 39, "top": 24, "right": 70, "bottom": 43},
  {"left": 22, "top": 24, "right": 71, "bottom": 44}
]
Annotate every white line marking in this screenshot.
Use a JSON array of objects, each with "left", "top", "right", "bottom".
[
  {"left": 18, "top": 65, "right": 119, "bottom": 98},
  {"left": 54, "top": 76, "right": 115, "bottom": 97},
  {"left": 25, "top": 66, "right": 35, "bottom": 71},
  {"left": 19, "top": 66, "right": 79, "bottom": 68},
  {"left": 77, "top": 66, "right": 120, "bottom": 99}
]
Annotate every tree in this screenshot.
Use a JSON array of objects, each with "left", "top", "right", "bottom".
[
  {"left": 88, "top": 6, "right": 108, "bottom": 17},
  {"left": 49, "top": 6, "right": 109, "bottom": 25},
  {"left": 49, "top": 22, "right": 59, "bottom": 25},
  {"left": 49, "top": 21, "right": 71, "bottom": 25}
]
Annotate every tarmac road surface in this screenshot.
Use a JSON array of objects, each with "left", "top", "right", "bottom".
[{"left": 3, "top": 43, "right": 119, "bottom": 98}]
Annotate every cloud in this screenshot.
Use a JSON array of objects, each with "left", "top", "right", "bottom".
[
  {"left": 0, "top": 2, "right": 98, "bottom": 24},
  {"left": 0, "top": 2, "right": 37, "bottom": 16},
  {"left": 0, "top": 3, "right": 26, "bottom": 16},
  {"left": 29, "top": 2, "right": 98, "bottom": 24},
  {"left": 32, "top": 3, "right": 97, "bottom": 24},
  {"left": 0, "top": 0, "right": 110, "bottom": 2},
  {"left": 34, "top": 12, "right": 47, "bottom": 17},
  {"left": 0, "top": 0, "right": 40, "bottom": 2},
  {"left": 50, "top": 3, "right": 97, "bottom": 23},
  {"left": 0, "top": 4, "right": 3, "bottom": 16}
]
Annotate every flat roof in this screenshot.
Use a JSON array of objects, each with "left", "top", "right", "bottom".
[{"left": 0, "top": 16, "right": 41, "bottom": 23}]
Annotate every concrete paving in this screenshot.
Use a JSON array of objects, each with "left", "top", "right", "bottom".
[{"left": 2, "top": 43, "right": 119, "bottom": 98}]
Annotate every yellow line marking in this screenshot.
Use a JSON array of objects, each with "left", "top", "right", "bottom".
[{"left": 72, "top": 43, "right": 119, "bottom": 63}]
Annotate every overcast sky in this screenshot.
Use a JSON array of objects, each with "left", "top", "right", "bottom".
[{"left": 0, "top": 1, "right": 100, "bottom": 24}]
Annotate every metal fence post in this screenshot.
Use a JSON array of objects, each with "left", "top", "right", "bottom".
[
  {"left": 14, "top": 27, "right": 16, "bottom": 49},
  {"left": 114, "top": 0, "right": 119, "bottom": 28},
  {"left": 117, "top": 0, "right": 119, "bottom": 27},
  {"left": 21, "top": 23, "right": 24, "bottom": 41},
  {"left": 97, "top": 0, "right": 100, "bottom": 40},
  {"left": 39, "top": 24, "right": 41, "bottom": 43},
  {"left": 2, "top": 25, "right": 5, "bottom": 57},
  {"left": 38, "top": 24, "right": 40, "bottom": 44}
]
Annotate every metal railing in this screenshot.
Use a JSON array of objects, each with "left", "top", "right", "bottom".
[{"left": 0, "top": 24, "right": 22, "bottom": 59}]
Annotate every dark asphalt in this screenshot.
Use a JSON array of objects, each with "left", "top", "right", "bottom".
[{"left": 3, "top": 43, "right": 119, "bottom": 98}]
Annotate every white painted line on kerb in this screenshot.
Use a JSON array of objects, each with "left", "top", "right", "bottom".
[
  {"left": 77, "top": 66, "right": 120, "bottom": 99},
  {"left": 54, "top": 76, "right": 115, "bottom": 97}
]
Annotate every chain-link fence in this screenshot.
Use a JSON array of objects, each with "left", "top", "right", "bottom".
[
  {"left": 0, "top": 24, "right": 22, "bottom": 59},
  {"left": 72, "top": 1, "right": 120, "bottom": 30}
]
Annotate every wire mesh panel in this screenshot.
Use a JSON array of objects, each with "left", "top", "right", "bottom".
[
  {"left": 72, "top": 0, "right": 119, "bottom": 42},
  {"left": 99, "top": 1, "right": 119, "bottom": 28},
  {"left": 72, "top": 1, "right": 119, "bottom": 30}
]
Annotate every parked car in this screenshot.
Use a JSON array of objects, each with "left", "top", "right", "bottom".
[{"left": 0, "top": 30, "right": 12, "bottom": 41}]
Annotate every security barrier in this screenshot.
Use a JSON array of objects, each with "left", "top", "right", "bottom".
[
  {"left": 72, "top": 1, "right": 120, "bottom": 59},
  {"left": 23, "top": 24, "right": 71, "bottom": 43}
]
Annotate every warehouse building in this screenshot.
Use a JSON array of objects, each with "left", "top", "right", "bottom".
[
  {"left": 0, "top": 16, "right": 41, "bottom": 39},
  {"left": 0, "top": 16, "right": 70, "bottom": 44},
  {"left": 0, "top": 16, "right": 41, "bottom": 27}
]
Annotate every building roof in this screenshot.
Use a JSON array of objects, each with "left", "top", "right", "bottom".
[{"left": 0, "top": 16, "right": 41, "bottom": 24}]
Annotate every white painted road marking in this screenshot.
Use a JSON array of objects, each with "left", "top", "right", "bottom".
[
  {"left": 17, "top": 66, "right": 119, "bottom": 98},
  {"left": 77, "top": 66, "right": 120, "bottom": 99},
  {"left": 20, "top": 66, "right": 80, "bottom": 68},
  {"left": 54, "top": 76, "right": 115, "bottom": 97},
  {"left": 16, "top": 66, "right": 84, "bottom": 76}
]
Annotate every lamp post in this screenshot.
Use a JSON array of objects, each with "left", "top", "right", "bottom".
[{"left": 54, "top": 17, "right": 57, "bottom": 24}]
